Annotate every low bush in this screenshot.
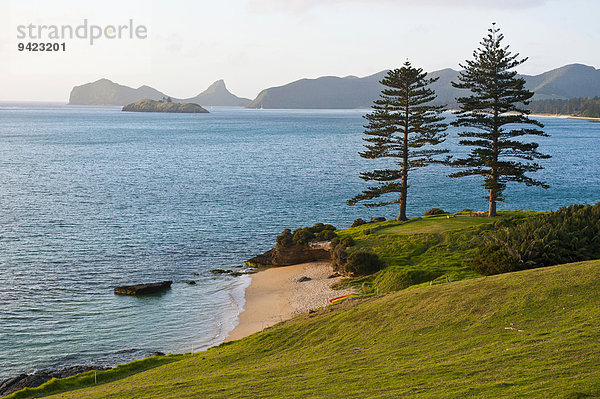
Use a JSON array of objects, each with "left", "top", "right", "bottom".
[
  {"left": 470, "top": 203, "right": 600, "bottom": 275},
  {"left": 331, "top": 236, "right": 355, "bottom": 271},
  {"left": 424, "top": 208, "right": 447, "bottom": 216},
  {"left": 316, "top": 229, "right": 337, "bottom": 241},
  {"left": 370, "top": 217, "right": 386, "bottom": 223},
  {"left": 292, "top": 228, "right": 315, "bottom": 246},
  {"left": 343, "top": 251, "right": 383, "bottom": 275},
  {"left": 277, "top": 223, "right": 337, "bottom": 248},
  {"left": 275, "top": 229, "right": 294, "bottom": 249},
  {"left": 351, "top": 218, "right": 366, "bottom": 227}
]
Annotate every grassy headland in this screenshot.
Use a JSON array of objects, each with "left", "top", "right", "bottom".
[{"left": 332, "top": 211, "right": 538, "bottom": 293}]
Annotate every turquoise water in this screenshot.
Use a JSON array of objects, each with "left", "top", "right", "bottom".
[{"left": 0, "top": 105, "right": 598, "bottom": 379}]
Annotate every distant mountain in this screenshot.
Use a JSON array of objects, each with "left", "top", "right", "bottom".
[
  {"left": 181, "top": 80, "right": 250, "bottom": 106},
  {"left": 68, "top": 79, "right": 251, "bottom": 106},
  {"left": 68, "top": 79, "right": 166, "bottom": 106},
  {"left": 523, "top": 64, "right": 600, "bottom": 100},
  {"left": 245, "top": 69, "right": 461, "bottom": 109},
  {"left": 247, "top": 64, "right": 600, "bottom": 109},
  {"left": 248, "top": 72, "right": 388, "bottom": 109}
]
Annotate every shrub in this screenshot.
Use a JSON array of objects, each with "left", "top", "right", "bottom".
[
  {"left": 308, "top": 223, "right": 326, "bottom": 233},
  {"left": 331, "top": 236, "right": 355, "bottom": 271},
  {"left": 351, "top": 218, "right": 366, "bottom": 227},
  {"left": 343, "top": 251, "right": 383, "bottom": 275},
  {"left": 340, "top": 236, "right": 354, "bottom": 247},
  {"left": 370, "top": 216, "right": 386, "bottom": 223},
  {"left": 424, "top": 208, "right": 447, "bottom": 216},
  {"left": 470, "top": 203, "right": 600, "bottom": 275},
  {"left": 287, "top": 223, "right": 338, "bottom": 246},
  {"left": 275, "top": 229, "right": 294, "bottom": 249},
  {"left": 316, "top": 229, "right": 337, "bottom": 241},
  {"left": 292, "top": 227, "right": 315, "bottom": 246}
]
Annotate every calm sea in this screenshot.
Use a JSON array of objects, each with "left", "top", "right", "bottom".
[{"left": 0, "top": 104, "right": 598, "bottom": 380}]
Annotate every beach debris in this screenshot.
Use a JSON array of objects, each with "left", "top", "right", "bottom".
[
  {"left": 329, "top": 293, "right": 359, "bottom": 304},
  {"left": 114, "top": 281, "right": 172, "bottom": 296},
  {"left": 297, "top": 276, "right": 312, "bottom": 282}
]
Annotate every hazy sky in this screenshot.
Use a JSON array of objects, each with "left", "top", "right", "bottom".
[{"left": 1, "top": 0, "right": 599, "bottom": 101}]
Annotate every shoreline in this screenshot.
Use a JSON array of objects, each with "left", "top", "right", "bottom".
[
  {"left": 528, "top": 113, "right": 600, "bottom": 122},
  {"left": 225, "top": 262, "right": 353, "bottom": 342}
]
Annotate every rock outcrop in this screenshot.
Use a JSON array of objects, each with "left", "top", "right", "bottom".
[
  {"left": 122, "top": 99, "right": 209, "bottom": 113},
  {"left": 114, "top": 281, "right": 172, "bottom": 295},
  {"left": 246, "top": 242, "right": 332, "bottom": 267}
]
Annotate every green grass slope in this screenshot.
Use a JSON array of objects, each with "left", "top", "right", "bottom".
[
  {"left": 335, "top": 212, "right": 537, "bottom": 293},
  {"left": 33, "top": 259, "right": 600, "bottom": 399}
]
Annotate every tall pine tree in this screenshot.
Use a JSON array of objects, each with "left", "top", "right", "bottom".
[
  {"left": 450, "top": 24, "right": 550, "bottom": 217},
  {"left": 348, "top": 61, "right": 448, "bottom": 221}
]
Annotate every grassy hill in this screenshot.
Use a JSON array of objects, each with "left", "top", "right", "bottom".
[
  {"left": 10, "top": 213, "right": 600, "bottom": 398},
  {"left": 10, "top": 258, "right": 600, "bottom": 398},
  {"left": 334, "top": 211, "right": 537, "bottom": 293}
]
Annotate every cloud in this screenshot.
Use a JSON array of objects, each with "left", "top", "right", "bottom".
[{"left": 247, "top": 0, "right": 552, "bottom": 13}]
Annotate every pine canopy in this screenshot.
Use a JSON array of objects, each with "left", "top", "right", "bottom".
[
  {"left": 349, "top": 61, "right": 448, "bottom": 221},
  {"left": 450, "top": 25, "right": 550, "bottom": 216}
]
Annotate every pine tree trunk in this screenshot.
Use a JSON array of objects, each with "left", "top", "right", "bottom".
[
  {"left": 488, "top": 189, "right": 497, "bottom": 217},
  {"left": 397, "top": 99, "right": 409, "bottom": 222},
  {"left": 398, "top": 175, "right": 408, "bottom": 221},
  {"left": 489, "top": 93, "right": 499, "bottom": 218}
]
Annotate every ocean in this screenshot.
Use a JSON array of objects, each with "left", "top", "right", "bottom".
[{"left": 0, "top": 104, "right": 598, "bottom": 380}]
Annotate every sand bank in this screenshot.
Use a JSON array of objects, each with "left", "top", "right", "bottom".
[
  {"left": 225, "top": 262, "right": 353, "bottom": 342},
  {"left": 529, "top": 113, "right": 600, "bottom": 122}
]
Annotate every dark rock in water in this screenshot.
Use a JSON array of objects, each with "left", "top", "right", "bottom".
[
  {"left": 184, "top": 280, "right": 196, "bottom": 285},
  {"left": 298, "top": 276, "right": 312, "bottom": 282},
  {"left": 328, "top": 273, "right": 340, "bottom": 279},
  {"left": 0, "top": 365, "right": 108, "bottom": 397},
  {"left": 210, "top": 269, "right": 251, "bottom": 277},
  {"left": 152, "top": 351, "right": 166, "bottom": 357},
  {"left": 210, "top": 269, "right": 233, "bottom": 274},
  {"left": 114, "top": 281, "right": 172, "bottom": 296}
]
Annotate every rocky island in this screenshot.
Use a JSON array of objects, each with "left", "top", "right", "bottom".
[{"left": 122, "top": 99, "right": 209, "bottom": 113}]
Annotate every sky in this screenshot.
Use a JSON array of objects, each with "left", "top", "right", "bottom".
[{"left": 1, "top": 0, "right": 599, "bottom": 101}]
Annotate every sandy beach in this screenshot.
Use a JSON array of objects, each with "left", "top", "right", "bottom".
[
  {"left": 528, "top": 113, "right": 600, "bottom": 122},
  {"left": 225, "top": 262, "right": 354, "bottom": 342}
]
